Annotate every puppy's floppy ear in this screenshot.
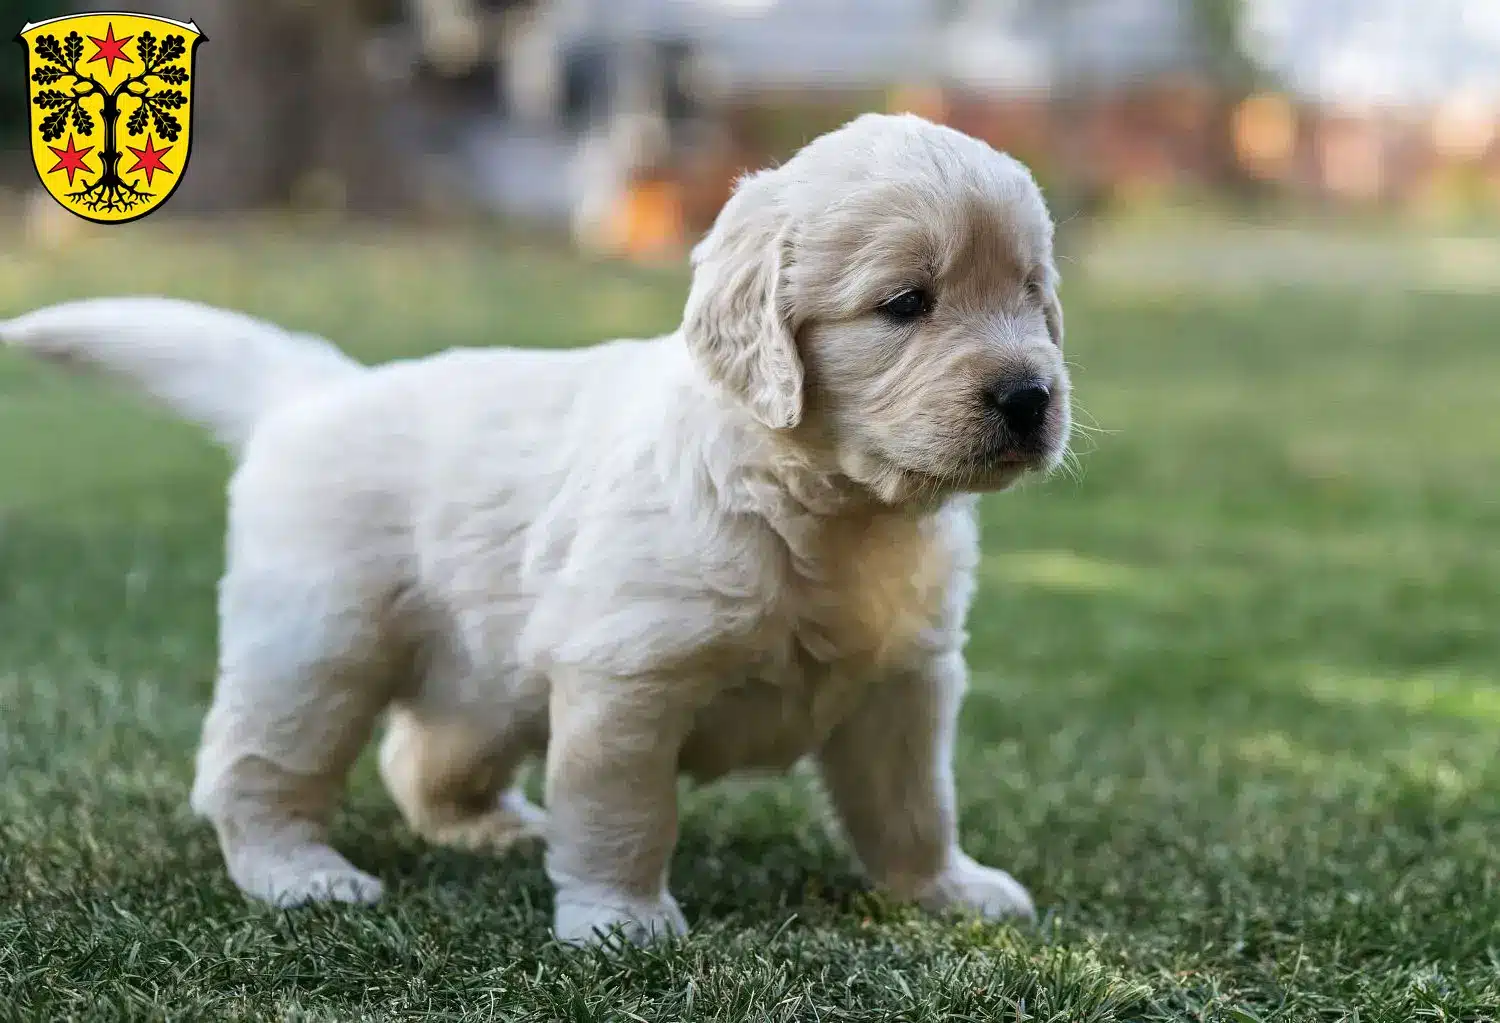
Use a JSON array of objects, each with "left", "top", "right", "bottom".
[{"left": 683, "top": 171, "right": 803, "bottom": 430}]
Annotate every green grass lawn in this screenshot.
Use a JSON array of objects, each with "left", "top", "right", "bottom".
[{"left": 1, "top": 221, "right": 1498, "bottom": 1022}]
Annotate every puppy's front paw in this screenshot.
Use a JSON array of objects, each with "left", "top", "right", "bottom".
[
  {"left": 554, "top": 890, "right": 688, "bottom": 948},
  {"left": 229, "top": 844, "right": 385, "bottom": 909},
  {"left": 917, "top": 851, "right": 1036, "bottom": 923},
  {"left": 271, "top": 866, "right": 386, "bottom": 908}
]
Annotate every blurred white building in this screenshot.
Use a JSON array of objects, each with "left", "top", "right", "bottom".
[{"left": 1244, "top": 0, "right": 1500, "bottom": 108}]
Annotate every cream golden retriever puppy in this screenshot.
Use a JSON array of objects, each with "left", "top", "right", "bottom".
[{"left": 2, "top": 113, "right": 1070, "bottom": 946}]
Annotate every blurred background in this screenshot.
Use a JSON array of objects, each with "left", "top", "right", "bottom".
[
  {"left": 3, "top": 6, "right": 1499, "bottom": 1016},
  {"left": 4, "top": 0, "right": 1500, "bottom": 258}
]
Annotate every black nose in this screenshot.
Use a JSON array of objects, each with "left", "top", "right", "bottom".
[{"left": 991, "top": 380, "right": 1051, "bottom": 437}]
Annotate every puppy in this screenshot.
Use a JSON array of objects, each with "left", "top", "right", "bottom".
[{"left": 2, "top": 113, "right": 1070, "bottom": 945}]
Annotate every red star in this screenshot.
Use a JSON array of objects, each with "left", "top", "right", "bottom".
[
  {"left": 86, "top": 23, "right": 134, "bottom": 76},
  {"left": 124, "top": 135, "right": 173, "bottom": 187},
  {"left": 46, "top": 134, "right": 95, "bottom": 186}
]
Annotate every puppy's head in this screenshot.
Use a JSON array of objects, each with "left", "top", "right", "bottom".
[{"left": 684, "top": 113, "right": 1070, "bottom": 503}]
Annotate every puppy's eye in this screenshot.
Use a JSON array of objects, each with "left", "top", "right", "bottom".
[{"left": 878, "top": 288, "right": 933, "bottom": 321}]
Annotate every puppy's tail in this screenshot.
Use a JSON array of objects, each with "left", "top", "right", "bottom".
[{"left": 1, "top": 297, "right": 363, "bottom": 452}]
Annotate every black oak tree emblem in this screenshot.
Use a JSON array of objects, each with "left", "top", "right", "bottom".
[{"left": 30, "top": 26, "right": 190, "bottom": 213}]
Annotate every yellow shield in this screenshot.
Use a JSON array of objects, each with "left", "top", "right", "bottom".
[{"left": 17, "top": 12, "right": 204, "bottom": 224}]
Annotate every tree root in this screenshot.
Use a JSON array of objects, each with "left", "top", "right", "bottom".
[{"left": 67, "top": 173, "right": 152, "bottom": 214}]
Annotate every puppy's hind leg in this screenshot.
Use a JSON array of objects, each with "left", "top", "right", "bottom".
[
  {"left": 379, "top": 705, "right": 546, "bottom": 854},
  {"left": 191, "top": 566, "right": 398, "bottom": 908}
]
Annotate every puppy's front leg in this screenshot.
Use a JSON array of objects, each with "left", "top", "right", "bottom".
[
  {"left": 545, "top": 671, "right": 690, "bottom": 946},
  {"left": 818, "top": 651, "right": 1036, "bottom": 922}
]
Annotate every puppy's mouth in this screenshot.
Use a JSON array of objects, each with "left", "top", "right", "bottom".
[
  {"left": 966, "top": 427, "right": 1067, "bottom": 486},
  {"left": 901, "top": 450, "right": 1047, "bottom": 497},
  {"left": 870, "top": 399, "right": 1072, "bottom": 502},
  {"left": 959, "top": 454, "right": 1044, "bottom": 491},
  {"left": 936, "top": 425, "right": 1071, "bottom": 492}
]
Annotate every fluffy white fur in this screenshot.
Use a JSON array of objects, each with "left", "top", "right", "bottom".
[{"left": 2, "top": 114, "right": 1070, "bottom": 946}]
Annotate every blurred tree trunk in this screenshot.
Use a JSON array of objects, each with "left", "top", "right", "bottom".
[
  {"left": 1186, "top": 0, "right": 1263, "bottom": 195},
  {"left": 149, "top": 0, "right": 414, "bottom": 213}
]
